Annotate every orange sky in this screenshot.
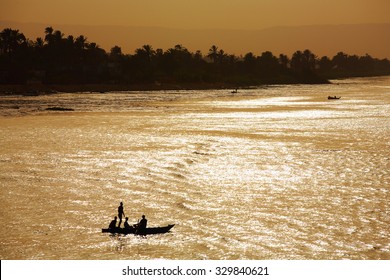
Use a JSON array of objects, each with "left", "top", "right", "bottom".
[
  {"left": 1, "top": 0, "right": 390, "bottom": 57},
  {"left": 1, "top": 0, "right": 390, "bottom": 29}
]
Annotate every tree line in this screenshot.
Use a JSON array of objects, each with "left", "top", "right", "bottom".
[{"left": 1, "top": 27, "right": 390, "bottom": 86}]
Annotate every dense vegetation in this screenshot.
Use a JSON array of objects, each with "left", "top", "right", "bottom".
[{"left": 1, "top": 27, "right": 390, "bottom": 87}]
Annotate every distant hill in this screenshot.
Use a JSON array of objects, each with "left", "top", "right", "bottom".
[{"left": 1, "top": 21, "right": 389, "bottom": 58}]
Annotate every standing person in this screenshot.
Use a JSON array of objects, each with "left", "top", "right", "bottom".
[
  {"left": 136, "top": 215, "right": 147, "bottom": 235},
  {"left": 117, "top": 202, "right": 125, "bottom": 228}
]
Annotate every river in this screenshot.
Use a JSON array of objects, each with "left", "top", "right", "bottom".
[{"left": 0, "top": 76, "right": 389, "bottom": 259}]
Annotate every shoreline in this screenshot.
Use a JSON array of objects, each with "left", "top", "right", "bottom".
[
  {"left": 0, "top": 80, "right": 328, "bottom": 96},
  {"left": 2, "top": 74, "right": 389, "bottom": 97},
  {"left": 0, "top": 83, "right": 246, "bottom": 95}
]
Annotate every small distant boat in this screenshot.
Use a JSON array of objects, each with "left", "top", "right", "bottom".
[
  {"left": 231, "top": 89, "right": 238, "bottom": 93},
  {"left": 328, "top": 96, "right": 341, "bottom": 100},
  {"left": 102, "top": 224, "right": 174, "bottom": 235},
  {"left": 45, "top": 107, "right": 75, "bottom": 111}
]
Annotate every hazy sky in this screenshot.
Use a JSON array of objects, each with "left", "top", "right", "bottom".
[
  {"left": 1, "top": 0, "right": 390, "bottom": 29},
  {"left": 1, "top": 0, "right": 390, "bottom": 57}
]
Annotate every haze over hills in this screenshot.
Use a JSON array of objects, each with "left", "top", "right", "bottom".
[{"left": 1, "top": 21, "right": 389, "bottom": 59}]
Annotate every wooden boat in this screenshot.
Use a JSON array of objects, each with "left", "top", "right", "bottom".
[
  {"left": 102, "top": 224, "right": 174, "bottom": 235},
  {"left": 328, "top": 96, "right": 341, "bottom": 100}
]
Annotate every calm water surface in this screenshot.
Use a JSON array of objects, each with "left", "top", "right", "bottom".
[{"left": 0, "top": 77, "right": 389, "bottom": 259}]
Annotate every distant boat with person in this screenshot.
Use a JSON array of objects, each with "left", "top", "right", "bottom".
[{"left": 328, "top": 95, "right": 341, "bottom": 100}]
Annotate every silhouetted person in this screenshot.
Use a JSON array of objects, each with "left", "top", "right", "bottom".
[
  {"left": 109, "top": 216, "right": 117, "bottom": 229},
  {"left": 124, "top": 217, "right": 131, "bottom": 230},
  {"left": 136, "top": 215, "right": 147, "bottom": 235},
  {"left": 118, "top": 202, "right": 125, "bottom": 227}
]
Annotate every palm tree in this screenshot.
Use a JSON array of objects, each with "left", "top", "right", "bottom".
[
  {"left": 332, "top": 52, "right": 348, "bottom": 70},
  {"left": 75, "top": 35, "right": 87, "bottom": 50},
  {"left": 86, "top": 42, "right": 99, "bottom": 50},
  {"left": 0, "top": 28, "right": 26, "bottom": 54},
  {"left": 110, "top": 45, "right": 122, "bottom": 57},
  {"left": 207, "top": 45, "right": 219, "bottom": 63},
  {"left": 53, "top": 30, "right": 64, "bottom": 44},
  {"left": 217, "top": 49, "right": 227, "bottom": 63},
  {"left": 44, "top": 26, "right": 54, "bottom": 44},
  {"left": 133, "top": 44, "right": 156, "bottom": 81},
  {"left": 302, "top": 49, "right": 316, "bottom": 71},
  {"left": 34, "top": 37, "right": 44, "bottom": 48},
  {"left": 135, "top": 44, "right": 155, "bottom": 62},
  {"left": 243, "top": 52, "right": 257, "bottom": 74},
  {"left": 278, "top": 54, "right": 289, "bottom": 69},
  {"left": 318, "top": 56, "right": 332, "bottom": 73},
  {"left": 291, "top": 50, "right": 304, "bottom": 72},
  {"left": 193, "top": 50, "right": 203, "bottom": 61}
]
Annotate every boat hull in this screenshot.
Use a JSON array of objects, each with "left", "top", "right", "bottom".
[{"left": 102, "top": 224, "right": 174, "bottom": 235}]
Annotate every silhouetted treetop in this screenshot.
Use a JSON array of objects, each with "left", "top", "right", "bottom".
[{"left": 1, "top": 27, "right": 390, "bottom": 86}]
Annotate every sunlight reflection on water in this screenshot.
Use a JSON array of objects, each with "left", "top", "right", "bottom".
[{"left": 0, "top": 77, "right": 389, "bottom": 259}]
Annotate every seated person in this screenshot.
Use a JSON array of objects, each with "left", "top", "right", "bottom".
[
  {"left": 124, "top": 217, "right": 132, "bottom": 229},
  {"left": 108, "top": 216, "right": 117, "bottom": 229},
  {"left": 136, "top": 215, "right": 147, "bottom": 235}
]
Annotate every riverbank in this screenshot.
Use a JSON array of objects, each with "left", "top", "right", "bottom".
[
  {"left": 0, "top": 79, "right": 330, "bottom": 95},
  {"left": 0, "top": 82, "right": 244, "bottom": 95}
]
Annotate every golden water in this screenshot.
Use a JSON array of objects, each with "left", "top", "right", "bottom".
[{"left": 0, "top": 77, "right": 389, "bottom": 259}]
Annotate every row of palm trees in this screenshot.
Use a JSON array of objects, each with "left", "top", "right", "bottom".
[{"left": 1, "top": 27, "right": 390, "bottom": 85}]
